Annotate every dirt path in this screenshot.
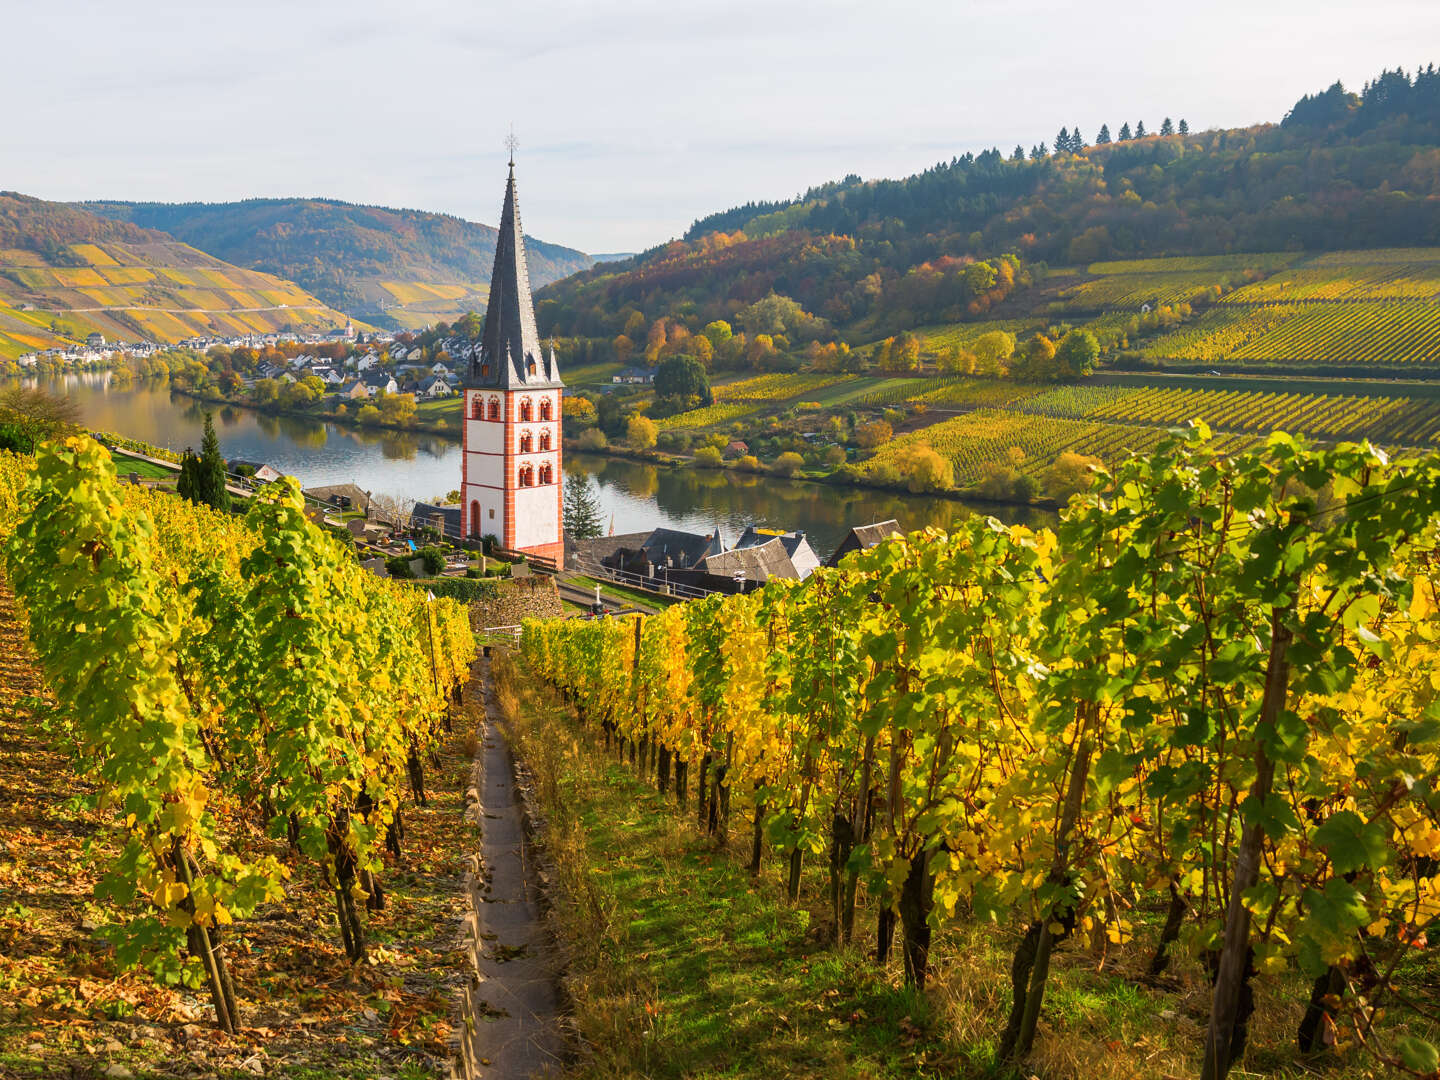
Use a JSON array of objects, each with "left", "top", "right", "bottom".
[{"left": 459, "top": 656, "right": 564, "bottom": 1078}]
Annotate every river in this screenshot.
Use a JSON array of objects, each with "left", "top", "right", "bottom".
[{"left": 32, "top": 372, "right": 1049, "bottom": 561}]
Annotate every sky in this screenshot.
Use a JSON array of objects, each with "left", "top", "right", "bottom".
[{"left": 4, "top": 0, "right": 1438, "bottom": 254}]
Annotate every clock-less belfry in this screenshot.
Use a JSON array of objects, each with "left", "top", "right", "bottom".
[{"left": 460, "top": 145, "right": 565, "bottom": 563}]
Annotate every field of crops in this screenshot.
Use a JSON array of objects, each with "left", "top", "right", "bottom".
[
  {"left": 654, "top": 402, "right": 757, "bottom": 431},
  {"left": 713, "top": 372, "right": 851, "bottom": 402},
  {"left": 865, "top": 408, "right": 1253, "bottom": 488},
  {"left": 1135, "top": 305, "right": 1302, "bottom": 361},
  {"left": 1087, "top": 254, "right": 1301, "bottom": 274},
  {"left": 1224, "top": 302, "right": 1440, "bottom": 368},
  {"left": 1224, "top": 264, "right": 1440, "bottom": 303},
  {"left": 905, "top": 378, "right": 1044, "bottom": 409},
  {"left": 909, "top": 319, "right": 1041, "bottom": 357},
  {"left": 1056, "top": 272, "right": 1232, "bottom": 312},
  {"left": 1077, "top": 386, "right": 1440, "bottom": 446}
]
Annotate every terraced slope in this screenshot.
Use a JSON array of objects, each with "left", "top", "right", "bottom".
[
  {"left": 81, "top": 197, "right": 592, "bottom": 330},
  {"left": 0, "top": 193, "right": 355, "bottom": 358}
]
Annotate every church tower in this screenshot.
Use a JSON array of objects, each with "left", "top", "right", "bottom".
[{"left": 461, "top": 154, "right": 564, "bottom": 563}]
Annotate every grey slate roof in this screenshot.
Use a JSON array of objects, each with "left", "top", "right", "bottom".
[
  {"left": 640, "top": 527, "right": 724, "bottom": 570},
  {"left": 465, "top": 162, "right": 563, "bottom": 391},
  {"left": 826, "top": 519, "right": 903, "bottom": 568},
  {"left": 701, "top": 538, "right": 800, "bottom": 582},
  {"left": 733, "top": 526, "right": 820, "bottom": 579}
]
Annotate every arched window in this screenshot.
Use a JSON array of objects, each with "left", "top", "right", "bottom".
[
  {"left": 518, "top": 465, "right": 533, "bottom": 487},
  {"left": 519, "top": 431, "right": 533, "bottom": 453},
  {"left": 539, "top": 398, "right": 553, "bottom": 421},
  {"left": 469, "top": 500, "right": 481, "bottom": 537},
  {"left": 470, "top": 395, "right": 483, "bottom": 420},
  {"left": 519, "top": 398, "right": 533, "bottom": 422},
  {"left": 487, "top": 397, "right": 500, "bottom": 421},
  {"left": 527, "top": 359, "right": 537, "bottom": 376},
  {"left": 539, "top": 431, "right": 551, "bottom": 452},
  {"left": 540, "top": 464, "right": 553, "bottom": 485}
]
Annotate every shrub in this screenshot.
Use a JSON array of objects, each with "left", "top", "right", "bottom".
[
  {"left": 577, "top": 428, "right": 608, "bottom": 451},
  {"left": 905, "top": 447, "right": 954, "bottom": 493},
  {"left": 823, "top": 445, "right": 848, "bottom": 467},
  {"left": 626, "top": 414, "right": 659, "bottom": 451},
  {"left": 417, "top": 545, "right": 446, "bottom": 576},
  {"left": 693, "top": 445, "right": 723, "bottom": 468},
  {"left": 735, "top": 454, "right": 761, "bottom": 472},
  {"left": 772, "top": 451, "right": 805, "bottom": 477},
  {"left": 385, "top": 555, "right": 415, "bottom": 579},
  {"left": 854, "top": 420, "right": 893, "bottom": 449}
]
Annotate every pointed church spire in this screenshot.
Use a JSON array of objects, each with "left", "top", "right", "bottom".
[{"left": 466, "top": 149, "right": 561, "bottom": 390}]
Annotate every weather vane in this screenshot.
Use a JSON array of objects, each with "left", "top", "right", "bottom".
[{"left": 506, "top": 126, "right": 518, "bottom": 166}]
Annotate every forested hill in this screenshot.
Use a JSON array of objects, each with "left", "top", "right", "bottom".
[
  {"left": 80, "top": 198, "right": 593, "bottom": 330},
  {"left": 0, "top": 193, "right": 355, "bottom": 359},
  {"left": 536, "top": 66, "right": 1440, "bottom": 347}
]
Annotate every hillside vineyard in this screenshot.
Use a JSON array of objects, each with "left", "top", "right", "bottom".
[{"left": 522, "top": 428, "right": 1440, "bottom": 1080}]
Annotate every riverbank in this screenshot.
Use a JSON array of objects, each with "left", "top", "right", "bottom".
[{"left": 166, "top": 383, "right": 1061, "bottom": 515}]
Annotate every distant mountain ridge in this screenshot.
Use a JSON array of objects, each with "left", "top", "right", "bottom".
[
  {"left": 0, "top": 192, "right": 355, "bottom": 359},
  {"left": 79, "top": 197, "right": 594, "bottom": 330}
]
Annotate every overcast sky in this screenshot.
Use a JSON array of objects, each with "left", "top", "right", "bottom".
[{"left": 4, "top": 0, "right": 1437, "bottom": 253}]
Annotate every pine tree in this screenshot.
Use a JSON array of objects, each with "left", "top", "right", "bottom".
[
  {"left": 1178, "top": 118, "right": 1189, "bottom": 135},
  {"left": 563, "top": 474, "right": 604, "bottom": 540},
  {"left": 1030, "top": 143, "right": 1049, "bottom": 160},
  {"left": 1072, "top": 126, "right": 1086, "bottom": 149},
  {"left": 1096, "top": 123, "right": 1112, "bottom": 144},
  {"left": 1011, "top": 144, "right": 1026, "bottom": 162},
  {"left": 1160, "top": 117, "right": 1175, "bottom": 136},
  {"left": 1118, "top": 122, "right": 1133, "bottom": 141},
  {"left": 1136, "top": 120, "right": 1148, "bottom": 138},
  {"left": 197, "top": 412, "right": 230, "bottom": 513},
  {"left": 1054, "top": 127, "right": 1069, "bottom": 153}
]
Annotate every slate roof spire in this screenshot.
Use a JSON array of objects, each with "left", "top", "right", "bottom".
[{"left": 465, "top": 154, "right": 562, "bottom": 389}]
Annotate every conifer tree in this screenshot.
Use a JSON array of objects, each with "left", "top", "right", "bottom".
[
  {"left": 1178, "top": 118, "right": 1189, "bottom": 135},
  {"left": 176, "top": 449, "right": 201, "bottom": 504},
  {"left": 1160, "top": 117, "right": 1175, "bottom": 135},
  {"left": 1118, "top": 121, "right": 1133, "bottom": 140},
  {"left": 563, "top": 474, "right": 604, "bottom": 540},
  {"left": 1072, "top": 126, "right": 1086, "bottom": 149},
  {"left": 197, "top": 412, "right": 230, "bottom": 513},
  {"left": 1055, "top": 127, "right": 1070, "bottom": 153},
  {"left": 1096, "top": 123, "right": 1111, "bottom": 144},
  {"left": 1030, "top": 142, "right": 1049, "bottom": 159},
  {"left": 1012, "top": 144, "right": 1025, "bottom": 161},
  {"left": 1136, "top": 120, "right": 1148, "bottom": 137}
]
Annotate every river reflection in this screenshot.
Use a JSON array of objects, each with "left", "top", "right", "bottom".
[{"left": 27, "top": 372, "right": 1050, "bottom": 561}]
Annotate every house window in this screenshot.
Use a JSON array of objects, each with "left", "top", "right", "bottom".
[
  {"left": 540, "top": 464, "right": 553, "bottom": 485},
  {"left": 519, "top": 398, "right": 533, "bottom": 422},
  {"left": 527, "top": 359, "right": 537, "bottom": 376},
  {"left": 470, "top": 396, "right": 483, "bottom": 420},
  {"left": 487, "top": 397, "right": 500, "bottom": 420},
  {"left": 539, "top": 431, "right": 551, "bottom": 452},
  {"left": 539, "top": 398, "right": 553, "bottom": 421},
  {"left": 480, "top": 363, "right": 490, "bottom": 378},
  {"left": 518, "top": 465, "right": 534, "bottom": 487},
  {"left": 519, "top": 431, "right": 534, "bottom": 453},
  {"left": 469, "top": 500, "right": 481, "bottom": 537},
  {"left": 489, "top": 507, "right": 495, "bottom": 519}
]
